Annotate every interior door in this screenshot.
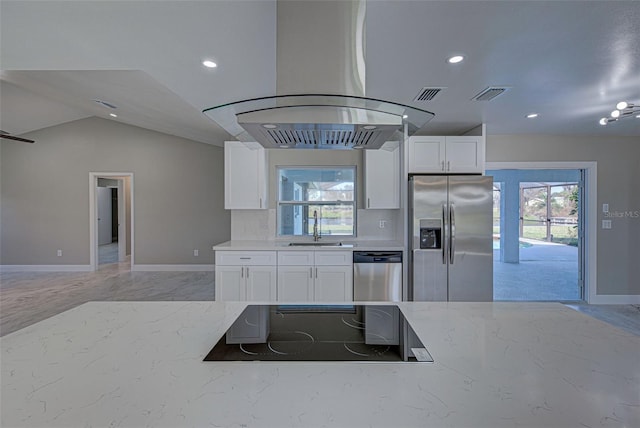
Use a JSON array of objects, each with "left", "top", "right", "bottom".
[
  {"left": 97, "top": 187, "right": 112, "bottom": 245},
  {"left": 448, "top": 176, "right": 493, "bottom": 301}
]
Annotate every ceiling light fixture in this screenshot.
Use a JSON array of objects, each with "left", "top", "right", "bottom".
[
  {"left": 202, "top": 60, "right": 217, "bottom": 68},
  {"left": 109, "top": 113, "right": 118, "bottom": 118},
  {"left": 447, "top": 55, "right": 464, "bottom": 64},
  {"left": 599, "top": 101, "right": 639, "bottom": 125},
  {"left": 526, "top": 113, "right": 538, "bottom": 119}
]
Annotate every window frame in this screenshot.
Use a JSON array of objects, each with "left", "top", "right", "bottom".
[{"left": 276, "top": 166, "right": 357, "bottom": 238}]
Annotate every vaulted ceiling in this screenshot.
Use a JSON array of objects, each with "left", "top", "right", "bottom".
[{"left": 1, "top": 1, "right": 639, "bottom": 146}]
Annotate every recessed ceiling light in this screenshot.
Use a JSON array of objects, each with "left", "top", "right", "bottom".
[
  {"left": 636, "top": 114, "right": 640, "bottom": 118},
  {"left": 526, "top": 113, "right": 538, "bottom": 119},
  {"left": 616, "top": 101, "right": 629, "bottom": 110},
  {"left": 109, "top": 113, "right": 118, "bottom": 118},
  {"left": 599, "top": 117, "right": 609, "bottom": 126},
  {"left": 447, "top": 55, "right": 464, "bottom": 64},
  {"left": 202, "top": 60, "right": 217, "bottom": 68},
  {"left": 611, "top": 110, "right": 620, "bottom": 118}
]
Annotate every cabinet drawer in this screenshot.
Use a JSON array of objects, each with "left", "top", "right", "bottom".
[
  {"left": 278, "top": 251, "right": 315, "bottom": 266},
  {"left": 215, "top": 251, "right": 276, "bottom": 266},
  {"left": 314, "top": 251, "right": 352, "bottom": 266}
]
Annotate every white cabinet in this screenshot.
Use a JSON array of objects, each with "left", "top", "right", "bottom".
[
  {"left": 408, "top": 136, "right": 485, "bottom": 174},
  {"left": 215, "top": 251, "right": 277, "bottom": 301},
  {"left": 364, "top": 143, "right": 400, "bottom": 209},
  {"left": 225, "top": 305, "right": 270, "bottom": 344},
  {"left": 277, "top": 251, "right": 353, "bottom": 302},
  {"left": 364, "top": 306, "right": 400, "bottom": 345},
  {"left": 224, "top": 141, "right": 267, "bottom": 209}
]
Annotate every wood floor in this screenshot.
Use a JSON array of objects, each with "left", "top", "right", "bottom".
[{"left": 1, "top": 258, "right": 639, "bottom": 337}]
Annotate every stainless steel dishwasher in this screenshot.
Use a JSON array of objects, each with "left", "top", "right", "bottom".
[{"left": 353, "top": 251, "right": 403, "bottom": 301}]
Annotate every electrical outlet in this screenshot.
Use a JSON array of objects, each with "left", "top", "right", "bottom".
[
  {"left": 193, "top": 249, "right": 199, "bottom": 256},
  {"left": 602, "top": 220, "right": 612, "bottom": 229},
  {"left": 602, "top": 203, "right": 609, "bottom": 213},
  {"left": 57, "top": 249, "right": 63, "bottom": 257},
  {"left": 379, "top": 220, "right": 386, "bottom": 229}
]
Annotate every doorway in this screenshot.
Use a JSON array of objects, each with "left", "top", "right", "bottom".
[
  {"left": 487, "top": 168, "right": 585, "bottom": 301},
  {"left": 89, "top": 172, "right": 133, "bottom": 270}
]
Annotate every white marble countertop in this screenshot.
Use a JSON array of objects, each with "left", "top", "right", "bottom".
[
  {"left": 2, "top": 301, "right": 639, "bottom": 427},
  {"left": 213, "top": 239, "right": 405, "bottom": 251}
]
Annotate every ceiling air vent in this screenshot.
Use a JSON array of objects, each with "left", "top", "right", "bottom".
[
  {"left": 414, "top": 87, "right": 445, "bottom": 102},
  {"left": 471, "top": 86, "right": 510, "bottom": 101}
]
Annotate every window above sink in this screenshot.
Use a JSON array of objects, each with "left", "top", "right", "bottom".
[{"left": 277, "top": 167, "right": 356, "bottom": 237}]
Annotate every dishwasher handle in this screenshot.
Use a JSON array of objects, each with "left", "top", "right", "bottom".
[{"left": 353, "top": 252, "right": 403, "bottom": 263}]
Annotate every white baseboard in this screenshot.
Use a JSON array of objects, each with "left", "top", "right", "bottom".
[
  {"left": 589, "top": 294, "right": 640, "bottom": 304},
  {"left": 131, "top": 264, "right": 215, "bottom": 272},
  {"left": 0, "top": 265, "right": 93, "bottom": 272}
]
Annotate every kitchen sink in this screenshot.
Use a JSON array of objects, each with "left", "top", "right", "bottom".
[{"left": 288, "top": 242, "right": 353, "bottom": 247}]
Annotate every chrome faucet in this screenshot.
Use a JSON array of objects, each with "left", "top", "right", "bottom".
[{"left": 313, "top": 210, "right": 321, "bottom": 241}]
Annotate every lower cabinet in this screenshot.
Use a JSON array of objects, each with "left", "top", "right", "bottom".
[
  {"left": 225, "top": 305, "right": 270, "bottom": 344},
  {"left": 215, "top": 250, "right": 353, "bottom": 302},
  {"left": 215, "top": 251, "right": 277, "bottom": 301},
  {"left": 215, "top": 265, "right": 277, "bottom": 301},
  {"left": 277, "top": 265, "right": 353, "bottom": 302},
  {"left": 277, "top": 251, "right": 353, "bottom": 302}
]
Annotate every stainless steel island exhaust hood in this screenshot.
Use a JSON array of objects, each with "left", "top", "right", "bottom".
[{"left": 204, "top": 1, "right": 434, "bottom": 149}]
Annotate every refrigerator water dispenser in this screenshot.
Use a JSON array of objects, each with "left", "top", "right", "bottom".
[{"left": 419, "top": 219, "right": 441, "bottom": 249}]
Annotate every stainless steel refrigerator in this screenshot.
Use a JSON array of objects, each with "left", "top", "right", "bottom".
[{"left": 409, "top": 175, "right": 493, "bottom": 301}]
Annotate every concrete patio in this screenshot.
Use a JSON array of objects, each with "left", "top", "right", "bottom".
[{"left": 493, "top": 239, "right": 580, "bottom": 301}]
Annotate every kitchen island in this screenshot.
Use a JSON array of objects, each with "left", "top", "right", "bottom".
[{"left": 1, "top": 301, "right": 638, "bottom": 427}]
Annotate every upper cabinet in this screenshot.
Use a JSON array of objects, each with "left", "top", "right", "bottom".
[
  {"left": 408, "top": 136, "right": 485, "bottom": 174},
  {"left": 364, "top": 143, "right": 400, "bottom": 209},
  {"left": 224, "top": 141, "right": 267, "bottom": 209}
]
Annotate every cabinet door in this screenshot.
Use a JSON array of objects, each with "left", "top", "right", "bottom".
[
  {"left": 444, "top": 136, "right": 485, "bottom": 173},
  {"left": 407, "top": 136, "right": 446, "bottom": 173},
  {"left": 364, "top": 306, "right": 399, "bottom": 345},
  {"left": 365, "top": 145, "right": 400, "bottom": 209},
  {"left": 246, "top": 266, "right": 277, "bottom": 301},
  {"left": 224, "top": 141, "right": 267, "bottom": 209},
  {"left": 225, "top": 305, "right": 269, "bottom": 344},
  {"left": 215, "top": 266, "right": 245, "bottom": 301},
  {"left": 277, "top": 266, "right": 314, "bottom": 302},
  {"left": 314, "top": 266, "right": 353, "bottom": 302}
]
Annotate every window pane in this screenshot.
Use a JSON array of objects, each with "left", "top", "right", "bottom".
[
  {"left": 278, "top": 167, "right": 356, "bottom": 237},
  {"left": 277, "top": 203, "right": 354, "bottom": 236}
]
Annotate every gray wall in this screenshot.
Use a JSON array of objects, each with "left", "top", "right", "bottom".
[
  {"left": 486, "top": 134, "right": 640, "bottom": 296},
  {"left": 0, "top": 117, "right": 230, "bottom": 265}
]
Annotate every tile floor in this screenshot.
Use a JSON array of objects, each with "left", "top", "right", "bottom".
[{"left": 1, "top": 258, "right": 638, "bottom": 337}]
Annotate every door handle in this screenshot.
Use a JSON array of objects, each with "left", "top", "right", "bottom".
[
  {"left": 442, "top": 204, "right": 447, "bottom": 265},
  {"left": 246, "top": 267, "right": 249, "bottom": 278},
  {"left": 450, "top": 203, "right": 456, "bottom": 264}
]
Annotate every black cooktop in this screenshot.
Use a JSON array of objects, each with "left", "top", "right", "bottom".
[{"left": 204, "top": 305, "right": 433, "bottom": 363}]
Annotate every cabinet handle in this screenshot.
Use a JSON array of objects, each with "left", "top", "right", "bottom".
[
  {"left": 367, "top": 198, "right": 370, "bottom": 208},
  {"left": 310, "top": 267, "right": 313, "bottom": 278},
  {"left": 246, "top": 267, "right": 249, "bottom": 277},
  {"left": 241, "top": 267, "right": 244, "bottom": 278},
  {"left": 441, "top": 161, "right": 445, "bottom": 171},
  {"left": 259, "top": 197, "right": 262, "bottom": 208},
  {"left": 240, "top": 257, "right": 251, "bottom": 260},
  {"left": 447, "top": 161, "right": 450, "bottom": 171},
  {"left": 315, "top": 267, "right": 318, "bottom": 278}
]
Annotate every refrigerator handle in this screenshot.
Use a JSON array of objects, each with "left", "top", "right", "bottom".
[
  {"left": 450, "top": 203, "right": 456, "bottom": 264},
  {"left": 442, "top": 204, "right": 447, "bottom": 264}
]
